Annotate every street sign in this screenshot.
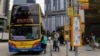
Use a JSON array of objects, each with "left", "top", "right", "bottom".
[
  {"left": 67, "top": 7, "right": 74, "bottom": 16},
  {"left": 78, "top": 0, "right": 89, "bottom": 3},
  {"left": 79, "top": 3, "right": 89, "bottom": 10},
  {"left": 71, "top": 15, "right": 82, "bottom": 46}
]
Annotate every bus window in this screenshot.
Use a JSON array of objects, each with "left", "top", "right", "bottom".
[
  {"left": 10, "top": 26, "right": 40, "bottom": 40},
  {"left": 11, "top": 5, "right": 39, "bottom": 24}
]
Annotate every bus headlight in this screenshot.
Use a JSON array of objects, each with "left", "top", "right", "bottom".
[
  {"left": 9, "top": 42, "right": 16, "bottom": 48},
  {"left": 32, "top": 42, "right": 39, "bottom": 47}
]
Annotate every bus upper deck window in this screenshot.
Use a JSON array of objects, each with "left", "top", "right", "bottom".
[{"left": 21, "top": 6, "right": 29, "bottom": 11}]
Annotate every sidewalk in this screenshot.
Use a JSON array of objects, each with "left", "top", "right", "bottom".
[
  {"left": 78, "top": 46, "right": 100, "bottom": 56},
  {"left": 68, "top": 45, "right": 100, "bottom": 56},
  {"left": 50, "top": 41, "right": 100, "bottom": 56}
]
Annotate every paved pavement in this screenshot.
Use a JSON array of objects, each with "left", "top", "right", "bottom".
[
  {"left": 67, "top": 43, "right": 100, "bottom": 56},
  {"left": 0, "top": 42, "right": 100, "bottom": 56},
  {"left": 50, "top": 41, "right": 100, "bottom": 56},
  {"left": 78, "top": 46, "right": 100, "bottom": 56},
  {"left": 0, "top": 42, "right": 51, "bottom": 56}
]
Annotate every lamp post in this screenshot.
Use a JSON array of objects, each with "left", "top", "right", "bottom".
[{"left": 73, "top": 0, "right": 79, "bottom": 56}]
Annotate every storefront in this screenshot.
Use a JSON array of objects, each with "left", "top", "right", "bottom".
[{"left": 0, "top": 16, "right": 7, "bottom": 32}]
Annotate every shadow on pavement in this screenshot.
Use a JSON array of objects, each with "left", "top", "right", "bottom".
[{"left": 11, "top": 51, "right": 42, "bottom": 56}]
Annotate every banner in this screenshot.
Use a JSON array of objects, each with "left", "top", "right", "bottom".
[{"left": 67, "top": 7, "right": 74, "bottom": 16}]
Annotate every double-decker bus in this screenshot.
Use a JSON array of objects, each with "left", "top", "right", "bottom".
[{"left": 9, "top": 4, "right": 44, "bottom": 52}]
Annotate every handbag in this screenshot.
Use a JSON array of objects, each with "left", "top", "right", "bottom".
[{"left": 95, "top": 42, "right": 99, "bottom": 47}]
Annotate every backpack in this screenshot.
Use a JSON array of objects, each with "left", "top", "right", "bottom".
[{"left": 41, "top": 35, "right": 47, "bottom": 44}]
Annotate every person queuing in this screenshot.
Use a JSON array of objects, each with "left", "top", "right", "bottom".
[
  {"left": 59, "top": 31, "right": 65, "bottom": 46},
  {"left": 41, "top": 32, "right": 48, "bottom": 54},
  {"left": 52, "top": 31, "right": 60, "bottom": 52},
  {"left": 89, "top": 33, "right": 96, "bottom": 51}
]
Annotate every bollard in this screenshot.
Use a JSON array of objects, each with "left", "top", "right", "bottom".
[
  {"left": 66, "top": 40, "right": 68, "bottom": 56},
  {"left": 75, "top": 47, "right": 78, "bottom": 56},
  {"left": 50, "top": 39, "right": 52, "bottom": 56}
]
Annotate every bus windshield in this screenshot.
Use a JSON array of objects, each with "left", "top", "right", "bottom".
[
  {"left": 10, "top": 26, "right": 40, "bottom": 40},
  {"left": 11, "top": 4, "right": 39, "bottom": 24}
]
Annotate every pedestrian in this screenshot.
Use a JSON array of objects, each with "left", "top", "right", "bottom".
[
  {"left": 85, "top": 37, "right": 92, "bottom": 51},
  {"left": 69, "top": 44, "right": 75, "bottom": 51},
  {"left": 52, "top": 31, "right": 60, "bottom": 52},
  {"left": 26, "top": 31, "right": 33, "bottom": 39},
  {"left": 89, "top": 33, "right": 96, "bottom": 51},
  {"left": 46, "top": 30, "right": 51, "bottom": 42},
  {"left": 41, "top": 32, "right": 48, "bottom": 54},
  {"left": 48, "top": 36, "right": 51, "bottom": 43},
  {"left": 47, "top": 30, "right": 50, "bottom": 37},
  {"left": 59, "top": 31, "right": 64, "bottom": 46}
]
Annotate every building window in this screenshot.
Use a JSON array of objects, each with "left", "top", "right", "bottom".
[
  {"left": 0, "top": 28, "right": 3, "bottom": 32},
  {"left": 27, "top": 0, "right": 35, "bottom": 3},
  {"left": 0, "top": 20, "right": 4, "bottom": 32},
  {"left": 64, "top": 0, "right": 66, "bottom": 10},
  {"left": 0, "top": 20, "right": 4, "bottom": 26},
  {"left": 58, "top": 0, "right": 60, "bottom": 10},
  {"left": 53, "top": 0, "right": 57, "bottom": 11}
]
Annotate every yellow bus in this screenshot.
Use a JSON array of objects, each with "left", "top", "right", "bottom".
[{"left": 9, "top": 4, "right": 43, "bottom": 52}]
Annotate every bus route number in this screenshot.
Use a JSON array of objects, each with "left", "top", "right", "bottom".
[{"left": 17, "top": 18, "right": 32, "bottom": 23}]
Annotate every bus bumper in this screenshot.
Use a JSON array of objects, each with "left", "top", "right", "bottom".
[{"left": 9, "top": 43, "right": 42, "bottom": 52}]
